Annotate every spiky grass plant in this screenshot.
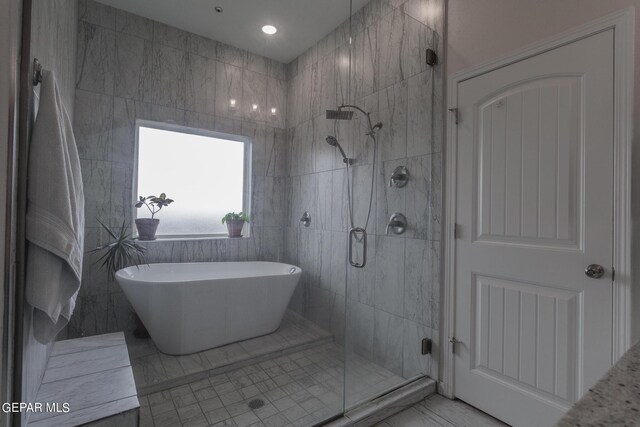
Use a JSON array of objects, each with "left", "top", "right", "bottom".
[{"left": 89, "top": 220, "right": 147, "bottom": 279}]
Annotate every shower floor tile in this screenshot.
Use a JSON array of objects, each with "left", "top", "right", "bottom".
[
  {"left": 129, "top": 311, "right": 333, "bottom": 395},
  {"left": 140, "top": 342, "right": 406, "bottom": 427}
]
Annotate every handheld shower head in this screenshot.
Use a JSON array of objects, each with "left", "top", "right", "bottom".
[
  {"left": 325, "top": 136, "right": 354, "bottom": 165},
  {"left": 325, "top": 135, "right": 339, "bottom": 146}
]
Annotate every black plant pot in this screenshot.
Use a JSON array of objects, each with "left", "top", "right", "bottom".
[{"left": 135, "top": 218, "right": 160, "bottom": 241}]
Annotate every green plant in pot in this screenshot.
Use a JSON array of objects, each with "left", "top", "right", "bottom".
[
  {"left": 134, "top": 193, "right": 173, "bottom": 241},
  {"left": 89, "top": 220, "right": 149, "bottom": 338},
  {"left": 222, "top": 212, "right": 250, "bottom": 238}
]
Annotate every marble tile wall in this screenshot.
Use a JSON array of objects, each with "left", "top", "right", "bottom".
[
  {"left": 66, "top": 0, "right": 443, "bottom": 391},
  {"left": 66, "top": 0, "right": 288, "bottom": 339},
  {"left": 23, "top": 0, "right": 79, "bottom": 420},
  {"left": 283, "top": 0, "right": 444, "bottom": 381}
]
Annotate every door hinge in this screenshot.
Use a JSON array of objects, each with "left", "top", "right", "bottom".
[
  {"left": 448, "top": 108, "right": 459, "bottom": 125},
  {"left": 426, "top": 48, "right": 438, "bottom": 67},
  {"left": 449, "top": 337, "right": 459, "bottom": 354},
  {"left": 612, "top": 266, "right": 615, "bottom": 281},
  {"left": 453, "top": 223, "right": 460, "bottom": 239},
  {"left": 421, "top": 338, "right": 433, "bottom": 355}
]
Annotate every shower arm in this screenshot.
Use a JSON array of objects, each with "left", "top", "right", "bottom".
[{"left": 339, "top": 104, "right": 375, "bottom": 131}]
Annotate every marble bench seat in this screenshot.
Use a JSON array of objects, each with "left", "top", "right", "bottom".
[{"left": 28, "top": 332, "right": 139, "bottom": 426}]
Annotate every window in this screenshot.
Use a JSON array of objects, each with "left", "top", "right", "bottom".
[{"left": 134, "top": 121, "right": 251, "bottom": 238}]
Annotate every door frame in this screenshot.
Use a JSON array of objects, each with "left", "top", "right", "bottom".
[{"left": 440, "top": 8, "right": 635, "bottom": 398}]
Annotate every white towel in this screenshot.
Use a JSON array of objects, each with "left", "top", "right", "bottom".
[{"left": 25, "top": 70, "right": 85, "bottom": 343}]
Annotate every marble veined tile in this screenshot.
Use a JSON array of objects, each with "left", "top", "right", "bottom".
[
  {"left": 346, "top": 300, "right": 375, "bottom": 360},
  {"left": 133, "top": 353, "right": 169, "bottom": 388},
  {"left": 401, "top": 319, "right": 433, "bottom": 379},
  {"left": 76, "top": 21, "right": 115, "bottom": 95},
  {"left": 373, "top": 310, "right": 404, "bottom": 375},
  {"left": 268, "top": 59, "right": 287, "bottom": 81},
  {"left": 374, "top": 236, "right": 405, "bottom": 316},
  {"left": 403, "top": 238, "right": 439, "bottom": 328},
  {"left": 242, "top": 69, "right": 267, "bottom": 122},
  {"left": 114, "top": 32, "right": 153, "bottom": 101},
  {"left": 405, "top": 154, "right": 432, "bottom": 240},
  {"left": 151, "top": 44, "right": 186, "bottom": 109},
  {"left": 80, "top": 159, "right": 111, "bottom": 229},
  {"left": 74, "top": 89, "right": 113, "bottom": 162},
  {"left": 400, "top": 0, "right": 445, "bottom": 35},
  {"left": 185, "top": 53, "right": 216, "bottom": 115},
  {"left": 109, "top": 161, "right": 133, "bottom": 228},
  {"left": 407, "top": 69, "right": 434, "bottom": 157},
  {"left": 115, "top": 9, "right": 153, "bottom": 40},
  {"left": 111, "top": 97, "right": 151, "bottom": 164},
  {"left": 377, "top": 8, "right": 426, "bottom": 90},
  {"left": 245, "top": 52, "right": 268, "bottom": 76},
  {"left": 267, "top": 76, "right": 286, "bottom": 129},
  {"left": 215, "top": 62, "right": 243, "bottom": 119},
  {"left": 352, "top": 23, "right": 378, "bottom": 100},
  {"left": 217, "top": 42, "right": 247, "bottom": 68},
  {"left": 79, "top": 0, "right": 116, "bottom": 29},
  {"left": 153, "top": 21, "right": 189, "bottom": 51},
  {"left": 188, "top": 33, "right": 217, "bottom": 60},
  {"left": 378, "top": 80, "right": 408, "bottom": 162}
]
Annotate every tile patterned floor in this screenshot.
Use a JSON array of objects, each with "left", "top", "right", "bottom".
[
  {"left": 376, "top": 395, "right": 507, "bottom": 427},
  {"left": 128, "top": 311, "right": 332, "bottom": 394},
  {"left": 139, "top": 342, "right": 406, "bottom": 427}
]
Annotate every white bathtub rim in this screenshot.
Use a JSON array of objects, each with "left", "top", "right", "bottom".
[{"left": 115, "top": 261, "right": 302, "bottom": 284}]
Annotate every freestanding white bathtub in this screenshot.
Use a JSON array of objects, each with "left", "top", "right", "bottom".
[{"left": 115, "top": 262, "right": 302, "bottom": 355}]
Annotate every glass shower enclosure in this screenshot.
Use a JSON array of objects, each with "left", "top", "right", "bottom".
[{"left": 14, "top": 0, "right": 444, "bottom": 425}]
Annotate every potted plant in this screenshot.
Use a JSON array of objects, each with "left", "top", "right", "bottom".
[
  {"left": 89, "top": 220, "right": 149, "bottom": 338},
  {"left": 222, "top": 212, "right": 250, "bottom": 238},
  {"left": 134, "top": 193, "right": 174, "bottom": 241}
]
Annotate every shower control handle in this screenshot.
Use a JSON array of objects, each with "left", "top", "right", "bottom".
[
  {"left": 348, "top": 227, "right": 367, "bottom": 268},
  {"left": 300, "top": 211, "right": 311, "bottom": 227},
  {"left": 389, "top": 166, "right": 409, "bottom": 188},
  {"left": 386, "top": 213, "right": 407, "bottom": 235}
]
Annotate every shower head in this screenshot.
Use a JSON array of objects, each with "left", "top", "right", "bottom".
[
  {"left": 326, "top": 135, "right": 339, "bottom": 146},
  {"left": 326, "top": 109, "right": 354, "bottom": 120},
  {"left": 325, "top": 136, "right": 354, "bottom": 165}
]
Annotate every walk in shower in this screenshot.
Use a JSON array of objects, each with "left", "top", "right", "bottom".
[{"left": 15, "top": 0, "right": 445, "bottom": 425}]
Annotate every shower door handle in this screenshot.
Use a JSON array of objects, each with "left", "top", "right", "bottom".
[{"left": 348, "top": 227, "right": 367, "bottom": 269}]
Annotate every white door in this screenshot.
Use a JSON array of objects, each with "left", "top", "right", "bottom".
[{"left": 453, "top": 30, "right": 614, "bottom": 427}]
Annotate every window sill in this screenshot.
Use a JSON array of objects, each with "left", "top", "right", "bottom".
[{"left": 137, "top": 235, "right": 251, "bottom": 242}]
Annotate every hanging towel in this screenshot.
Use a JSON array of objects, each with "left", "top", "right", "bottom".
[{"left": 25, "top": 70, "right": 85, "bottom": 343}]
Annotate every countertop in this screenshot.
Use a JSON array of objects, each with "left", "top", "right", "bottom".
[{"left": 557, "top": 340, "right": 640, "bottom": 426}]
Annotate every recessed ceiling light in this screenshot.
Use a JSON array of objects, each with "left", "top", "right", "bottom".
[{"left": 262, "top": 25, "right": 277, "bottom": 35}]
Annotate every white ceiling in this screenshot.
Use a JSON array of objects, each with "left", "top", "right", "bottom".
[{"left": 96, "top": 0, "right": 370, "bottom": 63}]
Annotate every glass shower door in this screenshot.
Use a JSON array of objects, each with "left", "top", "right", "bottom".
[{"left": 340, "top": 0, "right": 444, "bottom": 412}]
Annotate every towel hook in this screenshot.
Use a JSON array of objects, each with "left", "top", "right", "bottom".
[{"left": 32, "top": 58, "right": 43, "bottom": 86}]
